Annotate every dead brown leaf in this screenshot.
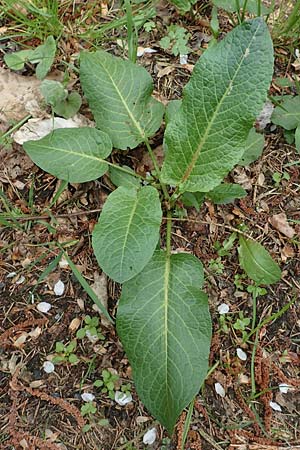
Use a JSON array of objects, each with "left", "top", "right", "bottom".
[{"left": 269, "top": 212, "right": 295, "bottom": 238}]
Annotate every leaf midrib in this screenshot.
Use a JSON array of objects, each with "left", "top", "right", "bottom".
[
  {"left": 119, "top": 193, "right": 139, "bottom": 276},
  {"left": 163, "top": 252, "right": 171, "bottom": 417},
  {"left": 28, "top": 144, "right": 107, "bottom": 164},
  {"left": 180, "top": 22, "right": 262, "bottom": 186},
  {"left": 97, "top": 57, "right": 146, "bottom": 141}
]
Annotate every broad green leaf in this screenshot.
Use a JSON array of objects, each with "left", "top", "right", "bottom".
[
  {"left": 284, "top": 129, "right": 295, "bottom": 145},
  {"left": 181, "top": 192, "right": 205, "bottom": 211},
  {"left": 161, "top": 19, "right": 273, "bottom": 193},
  {"left": 23, "top": 128, "right": 112, "bottom": 183},
  {"left": 117, "top": 251, "right": 211, "bottom": 433},
  {"left": 207, "top": 183, "right": 247, "bottom": 204},
  {"left": 4, "top": 49, "right": 33, "bottom": 71},
  {"left": 53, "top": 92, "right": 82, "bottom": 119},
  {"left": 272, "top": 96, "right": 300, "bottom": 130},
  {"left": 109, "top": 166, "right": 141, "bottom": 188},
  {"left": 80, "top": 50, "right": 164, "bottom": 150},
  {"left": 238, "top": 128, "right": 265, "bottom": 166},
  {"left": 40, "top": 80, "right": 67, "bottom": 106},
  {"left": 165, "top": 99, "right": 182, "bottom": 125},
  {"left": 295, "top": 125, "right": 300, "bottom": 152},
  {"left": 168, "top": 0, "right": 194, "bottom": 13},
  {"left": 92, "top": 186, "right": 162, "bottom": 283},
  {"left": 212, "top": 0, "right": 270, "bottom": 14},
  {"left": 238, "top": 236, "right": 281, "bottom": 285},
  {"left": 30, "top": 36, "right": 56, "bottom": 80}
]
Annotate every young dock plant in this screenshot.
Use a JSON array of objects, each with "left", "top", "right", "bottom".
[{"left": 22, "top": 19, "right": 278, "bottom": 433}]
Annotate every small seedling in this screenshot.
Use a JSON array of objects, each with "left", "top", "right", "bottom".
[
  {"left": 214, "top": 232, "right": 237, "bottom": 257},
  {"left": 94, "top": 369, "right": 120, "bottom": 400},
  {"left": 52, "top": 340, "right": 79, "bottom": 364},
  {"left": 233, "top": 312, "right": 251, "bottom": 341},
  {"left": 234, "top": 273, "right": 246, "bottom": 291},
  {"left": 76, "top": 315, "right": 105, "bottom": 342},
  {"left": 272, "top": 171, "right": 290, "bottom": 187},
  {"left": 143, "top": 20, "right": 156, "bottom": 32},
  {"left": 40, "top": 79, "right": 82, "bottom": 119},
  {"left": 208, "top": 257, "right": 224, "bottom": 275},
  {"left": 159, "top": 25, "right": 191, "bottom": 56},
  {"left": 81, "top": 402, "right": 97, "bottom": 417}
]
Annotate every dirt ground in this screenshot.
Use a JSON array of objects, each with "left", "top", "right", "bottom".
[{"left": 0, "top": 1, "right": 299, "bottom": 449}]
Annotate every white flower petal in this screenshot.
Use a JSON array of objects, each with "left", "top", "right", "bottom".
[
  {"left": 218, "top": 303, "right": 230, "bottom": 315},
  {"left": 43, "top": 361, "right": 55, "bottom": 373},
  {"left": 137, "top": 47, "right": 157, "bottom": 57},
  {"left": 279, "top": 383, "right": 290, "bottom": 394},
  {"left": 54, "top": 280, "right": 65, "bottom": 296},
  {"left": 6, "top": 272, "right": 17, "bottom": 278},
  {"left": 269, "top": 401, "right": 282, "bottom": 412},
  {"left": 15, "top": 275, "right": 25, "bottom": 285},
  {"left": 214, "top": 382, "right": 225, "bottom": 397},
  {"left": 180, "top": 54, "right": 188, "bottom": 65},
  {"left": 37, "top": 302, "right": 52, "bottom": 313},
  {"left": 81, "top": 393, "right": 95, "bottom": 402},
  {"left": 236, "top": 348, "right": 247, "bottom": 361},
  {"left": 114, "top": 391, "right": 132, "bottom": 406},
  {"left": 143, "top": 428, "right": 157, "bottom": 445}
]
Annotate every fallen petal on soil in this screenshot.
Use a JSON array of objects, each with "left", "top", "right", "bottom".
[
  {"left": 115, "top": 391, "right": 133, "bottom": 406},
  {"left": 143, "top": 428, "right": 157, "bottom": 445},
  {"left": 37, "top": 302, "right": 52, "bottom": 313}
]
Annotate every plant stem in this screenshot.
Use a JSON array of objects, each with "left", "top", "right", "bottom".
[
  {"left": 241, "top": 0, "right": 248, "bottom": 21},
  {"left": 250, "top": 329, "right": 259, "bottom": 397},
  {"left": 144, "top": 138, "right": 171, "bottom": 203},
  {"left": 251, "top": 289, "right": 257, "bottom": 331},
  {"left": 247, "top": 296, "right": 297, "bottom": 340},
  {"left": 124, "top": 0, "right": 137, "bottom": 63},
  {"left": 0, "top": 114, "right": 31, "bottom": 141},
  {"left": 105, "top": 160, "right": 146, "bottom": 180},
  {"left": 181, "top": 398, "right": 195, "bottom": 450},
  {"left": 282, "top": 0, "right": 300, "bottom": 34},
  {"left": 257, "top": 0, "right": 261, "bottom": 16},
  {"left": 166, "top": 210, "right": 172, "bottom": 255},
  {"left": 235, "top": 0, "right": 242, "bottom": 23}
]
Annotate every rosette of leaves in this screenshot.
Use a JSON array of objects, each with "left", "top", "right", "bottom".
[
  {"left": 22, "top": 19, "right": 280, "bottom": 433},
  {"left": 40, "top": 79, "right": 82, "bottom": 119}
]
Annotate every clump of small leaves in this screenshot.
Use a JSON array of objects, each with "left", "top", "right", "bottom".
[
  {"left": 52, "top": 340, "right": 79, "bottom": 364},
  {"left": 159, "top": 25, "right": 191, "bottom": 56},
  {"left": 40, "top": 79, "right": 82, "bottom": 119},
  {"left": 208, "top": 257, "right": 225, "bottom": 275},
  {"left": 272, "top": 170, "right": 290, "bottom": 187},
  {"left": 233, "top": 312, "right": 251, "bottom": 341},
  {"left": 76, "top": 315, "right": 105, "bottom": 342},
  {"left": 81, "top": 401, "right": 97, "bottom": 417},
  {"left": 94, "top": 369, "right": 121, "bottom": 400}
]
